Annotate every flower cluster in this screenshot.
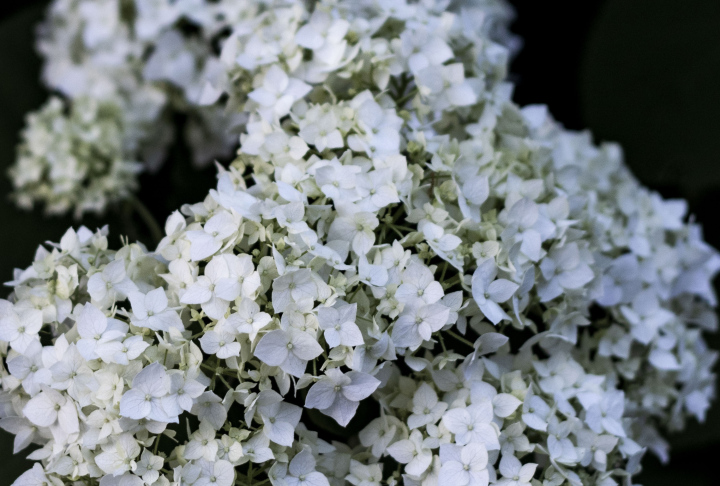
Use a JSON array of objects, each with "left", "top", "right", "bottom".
[
  {"left": 9, "top": 97, "right": 142, "bottom": 217},
  {"left": 1, "top": 1, "right": 718, "bottom": 486},
  {"left": 9, "top": 0, "right": 518, "bottom": 217},
  {"left": 8, "top": 0, "right": 259, "bottom": 215}
]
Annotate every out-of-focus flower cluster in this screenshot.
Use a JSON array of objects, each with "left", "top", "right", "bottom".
[
  {"left": 8, "top": 0, "right": 261, "bottom": 216},
  {"left": 9, "top": 97, "right": 141, "bottom": 217},
  {"left": 1, "top": 1, "right": 717, "bottom": 486}
]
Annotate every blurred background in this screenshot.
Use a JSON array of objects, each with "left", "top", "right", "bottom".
[{"left": 0, "top": 0, "right": 719, "bottom": 484}]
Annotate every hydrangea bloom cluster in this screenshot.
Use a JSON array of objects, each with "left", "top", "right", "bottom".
[
  {"left": 1, "top": 1, "right": 718, "bottom": 486},
  {"left": 7, "top": 0, "right": 261, "bottom": 215},
  {"left": 9, "top": 0, "right": 518, "bottom": 217},
  {"left": 9, "top": 97, "right": 142, "bottom": 217}
]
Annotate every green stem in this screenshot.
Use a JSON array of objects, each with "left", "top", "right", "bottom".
[
  {"left": 439, "top": 262, "right": 449, "bottom": 282},
  {"left": 153, "top": 433, "right": 161, "bottom": 455},
  {"left": 396, "top": 87, "right": 419, "bottom": 107},
  {"left": 391, "top": 206, "right": 406, "bottom": 224},
  {"left": 200, "top": 362, "right": 236, "bottom": 378},
  {"left": 438, "top": 332, "right": 447, "bottom": 353},
  {"left": 446, "top": 330, "right": 475, "bottom": 348},
  {"left": 129, "top": 195, "right": 163, "bottom": 246},
  {"left": 67, "top": 255, "right": 88, "bottom": 274},
  {"left": 347, "top": 284, "right": 362, "bottom": 302},
  {"left": 387, "top": 225, "right": 404, "bottom": 239},
  {"left": 217, "top": 373, "right": 233, "bottom": 390},
  {"left": 391, "top": 224, "right": 416, "bottom": 232},
  {"left": 442, "top": 275, "right": 461, "bottom": 290}
]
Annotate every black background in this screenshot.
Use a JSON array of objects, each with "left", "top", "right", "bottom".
[{"left": 0, "top": 0, "right": 719, "bottom": 484}]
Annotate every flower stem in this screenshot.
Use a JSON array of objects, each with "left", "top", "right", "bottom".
[
  {"left": 446, "top": 330, "right": 475, "bottom": 349},
  {"left": 153, "top": 433, "right": 161, "bottom": 455},
  {"left": 67, "top": 255, "right": 88, "bottom": 274}
]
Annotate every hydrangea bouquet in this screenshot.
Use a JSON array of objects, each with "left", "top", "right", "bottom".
[{"left": 2, "top": 1, "right": 718, "bottom": 486}]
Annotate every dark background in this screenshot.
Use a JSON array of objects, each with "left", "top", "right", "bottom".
[{"left": 0, "top": 0, "right": 719, "bottom": 484}]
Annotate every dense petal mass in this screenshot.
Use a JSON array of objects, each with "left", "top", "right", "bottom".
[{"left": 0, "top": 1, "right": 716, "bottom": 486}]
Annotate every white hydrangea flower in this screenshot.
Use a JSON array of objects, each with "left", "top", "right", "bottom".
[
  {"left": 305, "top": 368, "right": 380, "bottom": 426},
  {"left": 1, "top": 2, "right": 718, "bottom": 486},
  {"left": 8, "top": 97, "right": 143, "bottom": 217},
  {"left": 439, "top": 443, "right": 489, "bottom": 486}
]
